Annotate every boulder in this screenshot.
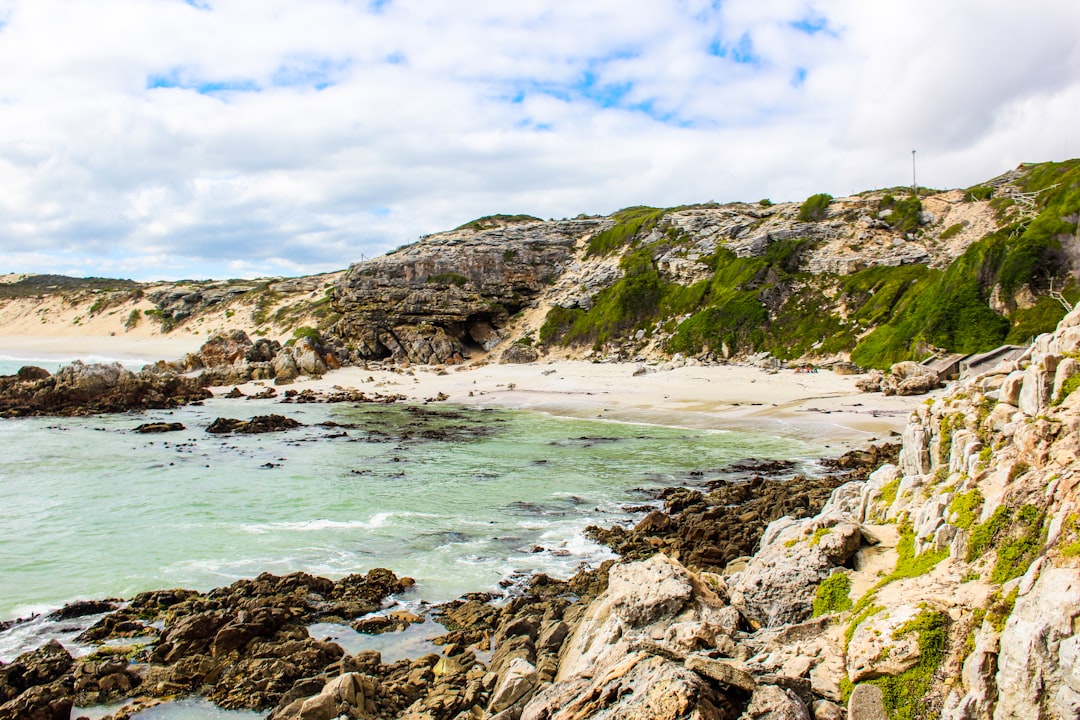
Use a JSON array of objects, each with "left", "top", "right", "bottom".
[
  {"left": 730, "top": 520, "right": 861, "bottom": 628},
  {"left": 500, "top": 344, "right": 539, "bottom": 364}
]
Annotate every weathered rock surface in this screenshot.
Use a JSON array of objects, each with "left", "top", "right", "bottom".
[
  {"left": 332, "top": 218, "right": 604, "bottom": 364},
  {"left": 206, "top": 414, "right": 304, "bottom": 434},
  {"left": 0, "top": 361, "right": 211, "bottom": 417}
]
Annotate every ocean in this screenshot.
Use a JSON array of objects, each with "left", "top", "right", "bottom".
[{"left": 0, "top": 355, "right": 828, "bottom": 717}]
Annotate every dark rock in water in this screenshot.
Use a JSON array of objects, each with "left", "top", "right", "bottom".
[
  {"left": 46, "top": 599, "right": 118, "bottom": 621},
  {"left": 0, "top": 361, "right": 211, "bottom": 418},
  {"left": 206, "top": 414, "right": 303, "bottom": 434},
  {"left": 16, "top": 366, "right": 51, "bottom": 382},
  {"left": 0, "top": 639, "right": 74, "bottom": 717},
  {"left": 133, "top": 422, "right": 185, "bottom": 434},
  {"left": 224, "top": 386, "right": 246, "bottom": 398},
  {"left": 585, "top": 445, "right": 898, "bottom": 574}
]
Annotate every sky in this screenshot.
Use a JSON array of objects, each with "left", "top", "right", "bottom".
[{"left": 0, "top": 1, "right": 1078, "bottom": 281}]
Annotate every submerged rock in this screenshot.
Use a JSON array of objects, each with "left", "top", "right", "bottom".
[{"left": 206, "top": 414, "right": 303, "bottom": 434}]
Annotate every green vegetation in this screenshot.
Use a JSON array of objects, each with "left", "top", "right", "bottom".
[
  {"left": 536, "top": 160, "right": 1080, "bottom": 367},
  {"left": 0, "top": 275, "right": 138, "bottom": 299},
  {"left": 985, "top": 588, "right": 1018, "bottom": 633},
  {"left": 1058, "top": 514, "right": 1080, "bottom": 557},
  {"left": 879, "top": 194, "right": 924, "bottom": 234},
  {"left": 890, "top": 524, "right": 949, "bottom": 581},
  {"left": 812, "top": 572, "right": 853, "bottom": 616},
  {"left": 426, "top": 272, "right": 469, "bottom": 288},
  {"left": 759, "top": 198, "right": 774, "bottom": 207},
  {"left": 810, "top": 527, "right": 832, "bottom": 546},
  {"left": 251, "top": 289, "right": 282, "bottom": 326},
  {"left": 966, "top": 185, "right": 993, "bottom": 201},
  {"left": 454, "top": 214, "right": 542, "bottom": 232},
  {"left": 990, "top": 504, "right": 1045, "bottom": 583},
  {"left": 586, "top": 206, "right": 668, "bottom": 257},
  {"left": 939, "top": 222, "right": 966, "bottom": 240},
  {"left": 1056, "top": 374, "right": 1080, "bottom": 405},
  {"left": 870, "top": 610, "right": 949, "bottom": 720},
  {"left": 290, "top": 326, "right": 322, "bottom": 344},
  {"left": 966, "top": 504, "right": 1046, "bottom": 583},
  {"left": 879, "top": 478, "right": 901, "bottom": 506},
  {"left": 967, "top": 506, "right": 1010, "bottom": 561},
  {"left": 798, "top": 193, "right": 832, "bottom": 222},
  {"left": 125, "top": 309, "right": 141, "bottom": 329},
  {"left": 949, "top": 489, "right": 984, "bottom": 529}
]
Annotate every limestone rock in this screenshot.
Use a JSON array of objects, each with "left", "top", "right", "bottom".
[
  {"left": 743, "top": 685, "right": 811, "bottom": 720},
  {"left": 848, "top": 684, "right": 887, "bottom": 720},
  {"left": 487, "top": 657, "right": 538, "bottom": 714},
  {"left": 730, "top": 520, "right": 861, "bottom": 627},
  {"left": 334, "top": 218, "right": 601, "bottom": 365},
  {"left": 500, "top": 344, "right": 539, "bottom": 364},
  {"left": 995, "top": 566, "right": 1080, "bottom": 720}
]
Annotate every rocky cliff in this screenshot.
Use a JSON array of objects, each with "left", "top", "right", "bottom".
[
  {"left": 5, "top": 160, "right": 1078, "bottom": 370},
  {"left": 322, "top": 160, "right": 1080, "bottom": 368}
]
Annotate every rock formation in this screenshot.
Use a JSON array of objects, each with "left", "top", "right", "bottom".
[
  {"left": 331, "top": 218, "right": 605, "bottom": 365},
  {"left": 0, "top": 361, "right": 211, "bottom": 417}
]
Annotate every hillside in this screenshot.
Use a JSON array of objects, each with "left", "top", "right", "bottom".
[{"left": 3, "top": 160, "right": 1079, "bottom": 370}]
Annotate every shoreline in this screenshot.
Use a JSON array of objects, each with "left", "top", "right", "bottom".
[{"left": 0, "top": 333, "right": 930, "bottom": 443}]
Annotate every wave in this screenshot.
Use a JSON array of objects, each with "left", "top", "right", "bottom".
[{"left": 239, "top": 511, "right": 438, "bottom": 535}]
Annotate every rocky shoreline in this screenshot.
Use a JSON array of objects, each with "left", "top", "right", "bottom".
[{"left": 0, "top": 446, "right": 886, "bottom": 720}]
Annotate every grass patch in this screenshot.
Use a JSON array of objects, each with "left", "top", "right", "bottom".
[
  {"left": 966, "top": 504, "right": 1046, "bottom": 583},
  {"left": 812, "top": 572, "right": 852, "bottom": 616},
  {"left": 879, "top": 479, "right": 901, "bottom": 507},
  {"left": 869, "top": 610, "right": 949, "bottom": 720},
  {"left": 949, "top": 489, "right": 984, "bottom": 530},
  {"left": 1056, "top": 374, "right": 1080, "bottom": 405},
  {"left": 587, "top": 206, "right": 667, "bottom": 257},
  {"left": 798, "top": 193, "right": 832, "bottom": 222},
  {"left": 939, "top": 222, "right": 966, "bottom": 240}
]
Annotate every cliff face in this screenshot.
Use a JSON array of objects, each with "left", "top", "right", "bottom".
[
  {"left": 324, "top": 160, "right": 1080, "bottom": 368},
  {"left": 331, "top": 218, "right": 605, "bottom": 365}
]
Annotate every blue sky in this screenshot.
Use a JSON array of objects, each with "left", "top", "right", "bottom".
[{"left": 0, "top": 0, "right": 1077, "bottom": 281}]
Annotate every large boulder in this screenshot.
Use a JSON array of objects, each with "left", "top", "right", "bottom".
[{"left": 729, "top": 519, "right": 862, "bottom": 628}]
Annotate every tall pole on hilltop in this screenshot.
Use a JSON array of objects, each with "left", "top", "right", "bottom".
[{"left": 911, "top": 149, "right": 917, "bottom": 195}]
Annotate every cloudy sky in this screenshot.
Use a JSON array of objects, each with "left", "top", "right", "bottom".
[{"left": 0, "top": 0, "right": 1077, "bottom": 281}]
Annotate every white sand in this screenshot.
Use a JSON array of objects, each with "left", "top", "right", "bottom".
[
  {"left": 1, "top": 331, "right": 927, "bottom": 447},
  {"left": 252, "top": 360, "right": 924, "bottom": 447}
]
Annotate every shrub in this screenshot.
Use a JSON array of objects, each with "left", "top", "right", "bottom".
[
  {"left": 426, "top": 273, "right": 469, "bottom": 287},
  {"left": 966, "top": 185, "right": 993, "bottom": 201},
  {"left": 125, "top": 309, "right": 141, "bottom": 329},
  {"left": 879, "top": 194, "right": 924, "bottom": 234},
  {"left": 798, "top": 193, "right": 833, "bottom": 222}
]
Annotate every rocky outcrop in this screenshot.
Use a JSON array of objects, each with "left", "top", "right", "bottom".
[
  {"left": 0, "top": 361, "right": 211, "bottom": 417},
  {"left": 168, "top": 330, "right": 342, "bottom": 387},
  {"left": 205, "top": 414, "right": 303, "bottom": 434},
  {"left": 331, "top": 218, "right": 605, "bottom": 364}
]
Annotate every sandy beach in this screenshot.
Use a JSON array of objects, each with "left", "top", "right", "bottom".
[{"left": 0, "top": 332, "right": 927, "bottom": 446}]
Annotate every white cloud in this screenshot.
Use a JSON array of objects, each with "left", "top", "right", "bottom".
[{"left": 0, "top": 0, "right": 1076, "bottom": 280}]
